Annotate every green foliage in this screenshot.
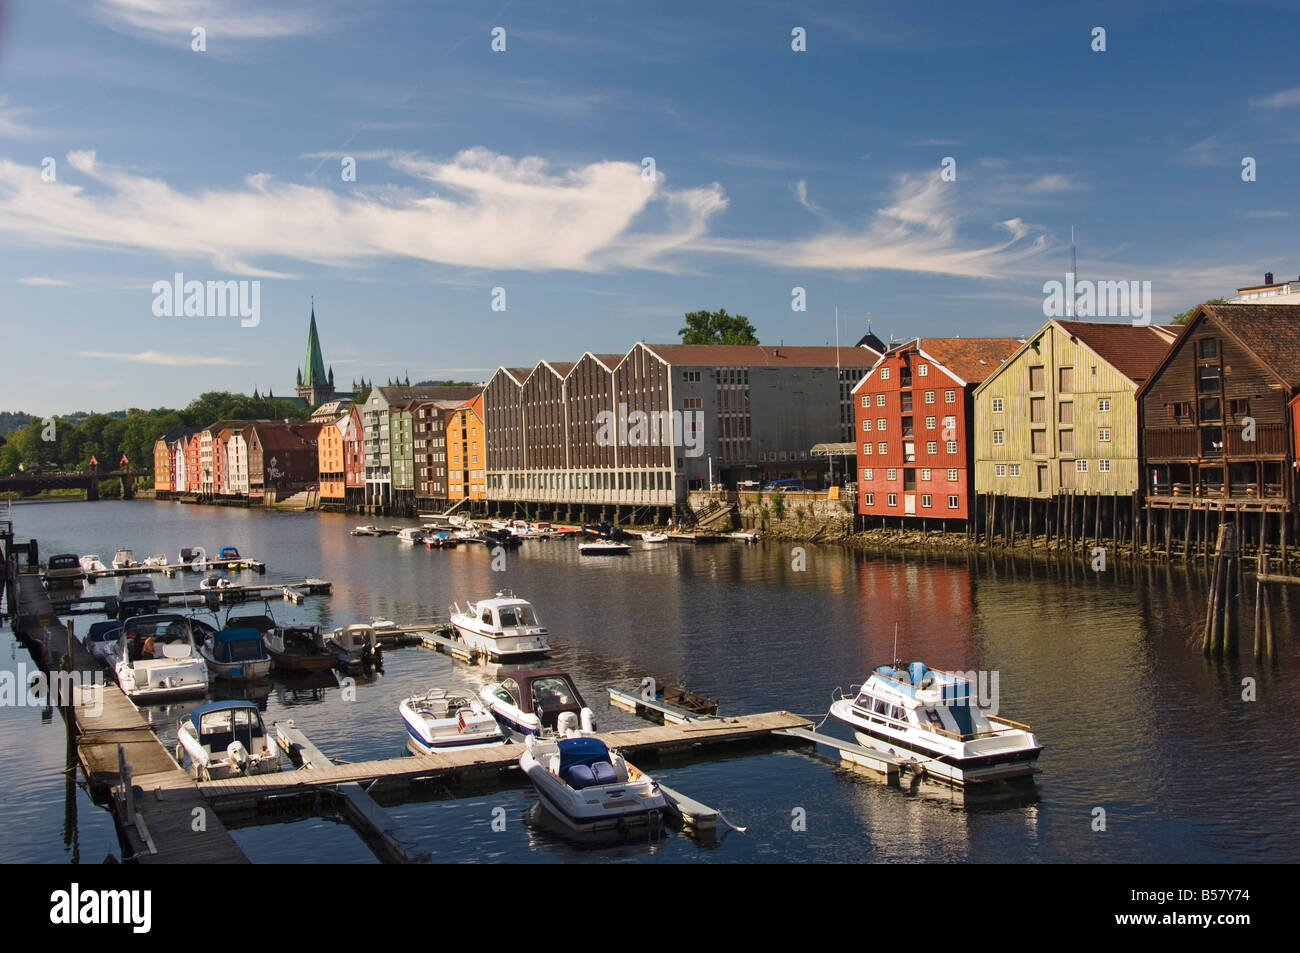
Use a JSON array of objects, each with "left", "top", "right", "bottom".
[
  {"left": 1172, "top": 298, "right": 1227, "bottom": 326},
  {"left": 770, "top": 488, "right": 785, "bottom": 519},
  {"left": 678, "top": 308, "right": 759, "bottom": 345}
]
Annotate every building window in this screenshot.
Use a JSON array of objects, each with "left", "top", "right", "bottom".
[
  {"left": 992, "top": 397, "right": 1004, "bottom": 413},
  {"left": 1059, "top": 367, "right": 1074, "bottom": 393},
  {"left": 925, "top": 416, "right": 935, "bottom": 430},
  {"left": 878, "top": 442, "right": 887, "bottom": 454},
  {"left": 860, "top": 395, "right": 869, "bottom": 407},
  {"left": 1099, "top": 428, "right": 1111, "bottom": 442},
  {"left": 863, "top": 493, "right": 874, "bottom": 505},
  {"left": 948, "top": 495, "right": 959, "bottom": 509},
  {"left": 1098, "top": 397, "right": 1111, "bottom": 412},
  {"left": 887, "top": 468, "right": 898, "bottom": 481},
  {"left": 921, "top": 494, "right": 932, "bottom": 508},
  {"left": 876, "top": 394, "right": 886, "bottom": 406},
  {"left": 917, "top": 364, "right": 928, "bottom": 376},
  {"left": 944, "top": 390, "right": 955, "bottom": 403},
  {"left": 881, "top": 367, "right": 891, "bottom": 380},
  {"left": 1010, "top": 464, "right": 1021, "bottom": 477},
  {"left": 862, "top": 443, "right": 872, "bottom": 455},
  {"left": 1199, "top": 338, "right": 1218, "bottom": 359},
  {"left": 925, "top": 391, "right": 935, "bottom": 404},
  {"left": 1228, "top": 398, "right": 1250, "bottom": 417},
  {"left": 995, "top": 464, "right": 1007, "bottom": 477},
  {"left": 926, "top": 440, "right": 937, "bottom": 454},
  {"left": 863, "top": 468, "right": 873, "bottom": 481},
  {"left": 1076, "top": 459, "right": 1088, "bottom": 473},
  {"left": 887, "top": 493, "right": 898, "bottom": 506},
  {"left": 862, "top": 419, "right": 870, "bottom": 432},
  {"left": 946, "top": 440, "right": 957, "bottom": 454},
  {"left": 947, "top": 469, "right": 958, "bottom": 482},
  {"left": 682, "top": 370, "right": 701, "bottom": 382},
  {"left": 920, "top": 468, "right": 931, "bottom": 481},
  {"left": 1029, "top": 365, "right": 1045, "bottom": 391},
  {"left": 877, "top": 418, "right": 886, "bottom": 431},
  {"left": 1099, "top": 459, "right": 1111, "bottom": 473},
  {"left": 992, "top": 430, "right": 1004, "bottom": 445}
]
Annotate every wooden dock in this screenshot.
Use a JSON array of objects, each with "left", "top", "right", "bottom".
[
  {"left": 773, "top": 726, "right": 904, "bottom": 782},
  {"left": 48, "top": 578, "right": 333, "bottom": 615},
  {"left": 607, "top": 685, "right": 704, "bottom": 725}
]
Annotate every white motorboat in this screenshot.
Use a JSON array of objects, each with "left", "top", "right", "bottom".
[
  {"left": 43, "top": 553, "right": 86, "bottom": 586},
  {"left": 175, "top": 701, "right": 281, "bottom": 781},
  {"left": 111, "top": 549, "right": 135, "bottom": 570},
  {"left": 80, "top": 554, "right": 109, "bottom": 575},
  {"left": 480, "top": 668, "right": 595, "bottom": 736},
  {"left": 327, "top": 623, "right": 383, "bottom": 670},
  {"left": 199, "top": 573, "right": 232, "bottom": 591},
  {"left": 729, "top": 531, "right": 760, "bottom": 543},
  {"left": 350, "top": 525, "right": 382, "bottom": 536},
  {"left": 396, "top": 527, "right": 426, "bottom": 544},
  {"left": 448, "top": 591, "right": 550, "bottom": 659},
  {"left": 829, "top": 662, "right": 1043, "bottom": 786},
  {"left": 578, "top": 540, "right": 630, "bottom": 555},
  {"left": 199, "top": 627, "right": 274, "bottom": 681},
  {"left": 108, "top": 614, "right": 208, "bottom": 702},
  {"left": 142, "top": 554, "right": 168, "bottom": 568},
  {"left": 640, "top": 531, "right": 668, "bottom": 544},
  {"left": 520, "top": 736, "right": 665, "bottom": 833},
  {"left": 399, "top": 688, "right": 509, "bottom": 754}
]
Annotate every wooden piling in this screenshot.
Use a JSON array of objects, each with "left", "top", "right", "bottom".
[{"left": 1254, "top": 552, "right": 1267, "bottom": 659}]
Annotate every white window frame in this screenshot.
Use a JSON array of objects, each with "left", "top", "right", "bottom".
[
  {"left": 995, "top": 464, "right": 1006, "bottom": 477},
  {"left": 992, "top": 397, "right": 1004, "bottom": 413},
  {"left": 886, "top": 468, "right": 898, "bottom": 481},
  {"left": 876, "top": 394, "right": 886, "bottom": 407},
  {"left": 878, "top": 442, "right": 887, "bottom": 454},
  {"left": 920, "top": 468, "right": 931, "bottom": 481},
  {"left": 917, "top": 364, "right": 928, "bottom": 376},
  {"left": 887, "top": 493, "right": 898, "bottom": 506},
  {"left": 992, "top": 430, "right": 1004, "bottom": 445},
  {"left": 880, "top": 367, "right": 891, "bottom": 380},
  {"left": 1076, "top": 459, "right": 1088, "bottom": 473},
  {"left": 921, "top": 494, "right": 932, "bottom": 508},
  {"left": 1099, "top": 459, "right": 1111, "bottom": 473},
  {"left": 947, "top": 468, "right": 958, "bottom": 482},
  {"left": 946, "top": 440, "right": 957, "bottom": 454},
  {"left": 948, "top": 495, "right": 959, "bottom": 509}
]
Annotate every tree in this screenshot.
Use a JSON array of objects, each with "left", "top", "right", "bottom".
[
  {"left": 1171, "top": 298, "right": 1227, "bottom": 326},
  {"left": 678, "top": 309, "right": 759, "bottom": 345}
]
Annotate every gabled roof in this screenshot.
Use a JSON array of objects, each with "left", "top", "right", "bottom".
[
  {"left": 1055, "top": 321, "right": 1178, "bottom": 386},
  {"left": 456, "top": 393, "right": 484, "bottom": 418},
  {"left": 375, "top": 384, "right": 480, "bottom": 405},
  {"left": 254, "top": 421, "right": 323, "bottom": 450},
  {"left": 1135, "top": 303, "right": 1300, "bottom": 398},
  {"left": 641, "top": 344, "right": 878, "bottom": 367},
  {"left": 913, "top": 337, "right": 1021, "bottom": 386}
]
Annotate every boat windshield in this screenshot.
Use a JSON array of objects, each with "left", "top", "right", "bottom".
[
  {"left": 497, "top": 605, "right": 537, "bottom": 627},
  {"left": 216, "top": 639, "right": 266, "bottom": 663},
  {"left": 531, "top": 677, "right": 574, "bottom": 707},
  {"left": 200, "top": 708, "right": 263, "bottom": 746}
]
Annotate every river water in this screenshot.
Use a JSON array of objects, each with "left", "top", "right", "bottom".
[{"left": 2, "top": 500, "right": 1296, "bottom": 863}]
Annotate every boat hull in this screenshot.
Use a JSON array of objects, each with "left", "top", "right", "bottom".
[
  {"left": 450, "top": 622, "right": 550, "bottom": 660},
  {"left": 203, "top": 656, "right": 273, "bottom": 682},
  {"left": 521, "top": 751, "right": 664, "bottom": 833}
]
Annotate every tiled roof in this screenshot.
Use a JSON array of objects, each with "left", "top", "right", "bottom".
[
  {"left": 377, "top": 384, "right": 480, "bottom": 404},
  {"left": 1055, "top": 321, "right": 1177, "bottom": 385},
  {"left": 254, "top": 421, "right": 323, "bottom": 450},
  {"left": 642, "top": 343, "right": 878, "bottom": 367},
  {"left": 914, "top": 337, "right": 1021, "bottom": 385},
  {"left": 1201, "top": 303, "right": 1300, "bottom": 389}
]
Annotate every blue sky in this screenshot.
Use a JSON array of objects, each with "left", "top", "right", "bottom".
[{"left": 1, "top": 0, "right": 1297, "bottom": 414}]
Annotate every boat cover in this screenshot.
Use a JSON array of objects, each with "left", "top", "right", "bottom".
[{"left": 557, "top": 736, "right": 610, "bottom": 775}]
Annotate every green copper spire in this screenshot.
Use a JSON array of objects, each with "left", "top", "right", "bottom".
[{"left": 303, "top": 301, "right": 328, "bottom": 387}]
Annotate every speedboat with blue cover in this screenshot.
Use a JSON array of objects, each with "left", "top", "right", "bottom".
[
  {"left": 200, "top": 628, "right": 274, "bottom": 681},
  {"left": 175, "top": 700, "right": 281, "bottom": 780},
  {"left": 84, "top": 620, "right": 123, "bottom": 664},
  {"left": 520, "top": 736, "right": 665, "bottom": 833},
  {"left": 830, "top": 662, "right": 1042, "bottom": 785}
]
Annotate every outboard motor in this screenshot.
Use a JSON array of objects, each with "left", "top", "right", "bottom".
[
  {"left": 556, "top": 711, "right": 580, "bottom": 736},
  {"left": 579, "top": 708, "right": 596, "bottom": 733},
  {"left": 226, "top": 741, "right": 250, "bottom": 773}
]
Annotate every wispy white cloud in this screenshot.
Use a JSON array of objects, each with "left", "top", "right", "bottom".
[
  {"left": 1025, "top": 173, "right": 1085, "bottom": 194},
  {"left": 90, "top": 0, "right": 331, "bottom": 43},
  {"left": 18, "top": 276, "right": 73, "bottom": 287},
  {"left": 1178, "top": 134, "right": 1242, "bottom": 168},
  {"left": 1251, "top": 86, "right": 1300, "bottom": 109},
  {"left": 694, "top": 173, "right": 1047, "bottom": 279},
  {"left": 0, "top": 147, "right": 728, "bottom": 274},
  {"left": 0, "top": 98, "right": 39, "bottom": 139},
  {"left": 76, "top": 350, "right": 253, "bottom": 366}
]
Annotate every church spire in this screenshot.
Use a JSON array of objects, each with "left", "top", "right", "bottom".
[{"left": 303, "top": 301, "right": 327, "bottom": 387}]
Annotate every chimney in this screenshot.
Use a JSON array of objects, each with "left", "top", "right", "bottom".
[{"left": 1265, "top": 272, "right": 1273, "bottom": 285}]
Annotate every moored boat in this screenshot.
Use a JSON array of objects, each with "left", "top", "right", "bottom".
[
  {"left": 396, "top": 527, "right": 426, "bottom": 544},
  {"left": 175, "top": 700, "right": 281, "bottom": 781},
  {"left": 43, "top": 553, "right": 86, "bottom": 587},
  {"left": 116, "top": 573, "right": 161, "bottom": 620},
  {"left": 480, "top": 668, "right": 595, "bottom": 736},
  {"left": 83, "top": 620, "right": 123, "bottom": 664},
  {"left": 200, "top": 628, "right": 274, "bottom": 681},
  {"left": 79, "top": 554, "right": 109, "bottom": 575},
  {"left": 520, "top": 736, "right": 665, "bottom": 834},
  {"left": 350, "top": 525, "right": 382, "bottom": 536},
  {"left": 108, "top": 614, "right": 208, "bottom": 701},
  {"left": 448, "top": 591, "right": 551, "bottom": 659},
  {"left": 264, "top": 624, "right": 336, "bottom": 673},
  {"left": 829, "top": 662, "right": 1043, "bottom": 785},
  {"left": 111, "top": 549, "right": 135, "bottom": 570},
  {"left": 579, "top": 540, "right": 630, "bottom": 555},
  {"left": 640, "top": 531, "right": 668, "bottom": 544},
  {"left": 327, "top": 623, "right": 383, "bottom": 670},
  {"left": 399, "top": 688, "right": 509, "bottom": 754}
]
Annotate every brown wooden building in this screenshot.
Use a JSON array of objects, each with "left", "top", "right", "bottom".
[{"left": 1137, "top": 304, "right": 1300, "bottom": 532}]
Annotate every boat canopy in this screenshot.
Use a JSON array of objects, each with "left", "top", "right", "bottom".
[
  {"left": 557, "top": 736, "right": 610, "bottom": 773},
  {"left": 189, "top": 700, "right": 264, "bottom": 739},
  {"left": 211, "top": 628, "right": 268, "bottom": 662},
  {"left": 219, "top": 547, "right": 240, "bottom": 559},
  {"left": 88, "top": 620, "right": 123, "bottom": 641}
]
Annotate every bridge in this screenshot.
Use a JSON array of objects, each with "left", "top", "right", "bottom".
[{"left": 0, "top": 469, "right": 146, "bottom": 500}]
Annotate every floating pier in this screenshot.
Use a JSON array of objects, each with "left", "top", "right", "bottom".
[
  {"left": 607, "top": 685, "right": 704, "bottom": 725},
  {"left": 773, "top": 726, "right": 904, "bottom": 782},
  {"left": 47, "top": 578, "right": 333, "bottom": 615}
]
